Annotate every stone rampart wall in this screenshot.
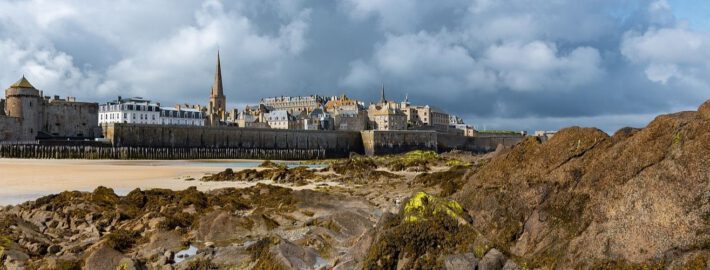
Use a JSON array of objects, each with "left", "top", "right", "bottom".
[
  {"left": 43, "top": 102, "right": 99, "bottom": 138},
  {"left": 361, "top": 130, "right": 438, "bottom": 155},
  {"left": 102, "top": 124, "right": 524, "bottom": 158},
  {"left": 0, "top": 116, "right": 23, "bottom": 141},
  {"left": 104, "top": 123, "right": 363, "bottom": 158}
]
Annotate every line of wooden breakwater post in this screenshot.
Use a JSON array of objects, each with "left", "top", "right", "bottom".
[{"left": 0, "top": 144, "right": 328, "bottom": 160}]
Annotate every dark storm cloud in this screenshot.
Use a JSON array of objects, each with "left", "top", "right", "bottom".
[{"left": 0, "top": 0, "right": 708, "bottom": 133}]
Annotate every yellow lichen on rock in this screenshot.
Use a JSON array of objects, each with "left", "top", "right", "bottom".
[
  {"left": 403, "top": 192, "right": 467, "bottom": 224},
  {"left": 0, "top": 235, "right": 11, "bottom": 254}
]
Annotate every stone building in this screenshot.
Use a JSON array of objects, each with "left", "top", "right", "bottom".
[
  {"left": 0, "top": 76, "right": 99, "bottom": 141},
  {"left": 260, "top": 95, "right": 326, "bottom": 113},
  {"left": 207, "top": 52, "right": 228, "bottom": 127},
  {"left": 412, "top": 105, "right": 450, "bottom": 129},
  {"left": 235, "top": 105, "right": 270, "bottom": 128},
  {"left": 453, "top": 124, "right": 476, "bottom": 137},
  {"left": 367, "top": 86, "right": 407, "bottom": 130},
  {"left": 160, "top": 105, "right": 205, "bottom": 126},
  {"left": 325, "top": 95, "right": 368, "bottom": 131},
  {"left": 265, "top": 110, "right": 299, "bottom": 129},
  {"left": 300, "top": 107, "right": 333, "bottom": 130}
]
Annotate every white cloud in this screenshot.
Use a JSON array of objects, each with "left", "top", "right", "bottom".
[
  {"left": 116, "top": 2, "right": 309, "bottom": 98},
  {"left": 0, "top": 39, "right": 101, "bottom": 97},
  {"left": 343, "top": 32, "right": 603, "bottom": 94},
  {"left": 484, "top": 41, "right": 604, "bottom": 91},
  {"left": 622, "top": 27, "right": 710, "bottom": 84}
]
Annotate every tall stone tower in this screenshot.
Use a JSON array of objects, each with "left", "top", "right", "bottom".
[
  {"left": 4, "top": 76, "right": 41, "bottom": 139},
  {"left": 207, "top": 51, "right": 227, "bottom": 127}
]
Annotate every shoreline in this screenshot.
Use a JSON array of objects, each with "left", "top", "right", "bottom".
[{"left": 0, "top": 158, "right": 330, "bottom": 206}]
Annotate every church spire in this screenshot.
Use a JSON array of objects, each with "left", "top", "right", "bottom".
[
  {"left": 207, "top": 50, "right": 227, "bottom": 127},
  {"left": 211, "top": 50, "right": 224, "bottom": 97},
  {"left": 379, "top": 84, "right": 386, "bottom": 103}
]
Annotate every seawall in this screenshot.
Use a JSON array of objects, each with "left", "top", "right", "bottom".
[
  {"left": 362, "top": 130, "right": 524, "bottom": 155},
  {"left": 104, "top": 123, "right": 363, "bottom": 158},
  {"left": 0, "top": 124, "right": 524, "bottom": 159},
  {"left": 0, "top": 145, "right": 325, "bottom": 160}
]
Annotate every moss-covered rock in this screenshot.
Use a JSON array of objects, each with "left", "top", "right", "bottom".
[
  {"left": 402, "top": 192, "right": 469, "bottom": 224},
  {"left": 413, "top": 166, "right": 468, "bottom": 196},
  {"left": 364, "top": 192, "right": 477, "bottom": 269}
]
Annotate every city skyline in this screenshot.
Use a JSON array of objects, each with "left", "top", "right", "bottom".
[{"left": 1, "top": 0, "right": 709, "bottom": 133}]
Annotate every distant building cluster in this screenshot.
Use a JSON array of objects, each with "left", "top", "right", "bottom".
[
  {"left": 190, "top": 52, "right": 476, "bottom": 134},
  {"left": 0, "top": 51, "right": 479, "bottom": 142}
]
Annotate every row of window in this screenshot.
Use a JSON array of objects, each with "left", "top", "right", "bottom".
[
  {"left": 100, "top": 112, "right": 202, "bottom": 121},
  {"left": 99, "top": 108, "right": 203, "bottom": 119},
  {"left": 100, "top": 104, "right": 160, "bottom": 112},
  {"left": 99, "top": 118, "right": 204, "bottom": 126},
  {"left": 100, "top": 112, "right": 157, "bottom": 120},
  {"left": 161, "top": 110, "right": 203, "bottom": 119}
]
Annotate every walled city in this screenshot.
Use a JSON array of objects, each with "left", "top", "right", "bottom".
[{"left": 0, "top": 53, "right": 526, "bottom": 158}]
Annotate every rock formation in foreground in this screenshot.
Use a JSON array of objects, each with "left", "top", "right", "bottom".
[{"left": 453, "top": 100, "right": 710, "bottom": 268}]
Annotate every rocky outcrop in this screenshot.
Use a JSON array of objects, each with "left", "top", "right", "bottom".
[
  {"left": 0, "top": 183, "right": 382, "bottom": 269},
  {"left": 699, "top": 100, "right": 710, "bottom": 120},
  {"left": 454, "top": 101, "right": 710, "bottom": 268},
  {"left": 84, "top": 245, "right": 125, "bottom": 269}
]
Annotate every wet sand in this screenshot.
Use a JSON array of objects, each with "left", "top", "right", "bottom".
[{"left": 0, "top": 159, "right": 331, "bottom": 206}]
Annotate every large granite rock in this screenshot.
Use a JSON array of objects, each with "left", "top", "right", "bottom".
[
  {"left": 479, "top": 248, "right": 506, "bottom": 270},
  {"left": 699, "top": 99, "right": 710, "bottom": 120},
  {"left": 444, "top": 253, "right": 478, "bottom": 269},
  {"left": 84, "top": 245, "right": 125, "bottom": 270}
]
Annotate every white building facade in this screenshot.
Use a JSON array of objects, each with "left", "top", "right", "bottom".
[
  {"left": 265, "top": 110, "right": 298, "bottom": 129},
  {"left": 99, "top": 97, "right": 204, "bottom": 126},
  {"left": 160, "top": 107, "right": 205, "bottom": 126}
]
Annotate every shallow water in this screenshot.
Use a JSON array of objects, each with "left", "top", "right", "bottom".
[{"left": 174, "top": 245, "right": 198, "bottom": 264}]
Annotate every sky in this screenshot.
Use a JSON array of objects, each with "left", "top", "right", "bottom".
[{"left": 0, "top": 0, "right": 709, "bottom": 134}]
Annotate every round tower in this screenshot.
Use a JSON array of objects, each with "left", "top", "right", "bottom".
[{"left": 5, "top": 76, "right": 42, "bottom": 139}]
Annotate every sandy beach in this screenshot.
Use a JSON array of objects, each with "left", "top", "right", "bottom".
[{"left": 0, "top": 159, "right": 325, "bottom": 206}]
